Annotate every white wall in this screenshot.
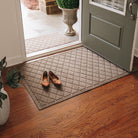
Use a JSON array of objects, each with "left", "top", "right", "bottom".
[{"left": 0, "top": 0, "right": 26, "bottom": 66}]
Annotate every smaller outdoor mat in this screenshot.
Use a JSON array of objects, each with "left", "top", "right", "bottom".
[
  {"left": 25, "top": 32, "right": 79, "bottom": 54},
  {"left": 19, "top": 46, "right": 128, "bottom": 110}
]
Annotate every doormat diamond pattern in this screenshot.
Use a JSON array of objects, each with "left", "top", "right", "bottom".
[
  {"left": 19, "top": 46, "right": 128, "bottom": 110},
  {"left": 25, "top": 32, "right": 79, "bottom": 54}
]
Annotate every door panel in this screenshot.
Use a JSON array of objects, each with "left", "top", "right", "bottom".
[
  {"left": 90, "top": 16, "right": 121, "bottom": 46},
  {"left": 82, "top": 0, "right": 138, "bottom": 71}
]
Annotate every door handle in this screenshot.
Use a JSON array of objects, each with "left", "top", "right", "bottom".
[{"left": 129, "top": 0, "right": 137, "bottom": 20}]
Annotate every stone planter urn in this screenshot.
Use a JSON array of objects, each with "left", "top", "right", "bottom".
[
  {"left": 0, "top": 88, "right": 10, "bottom": 125},
  {"left": 56, "top": 0, "right": 79, "bottom": 36},
  {"left": 61, "top": 8, "right": 78, "bottom": 36}
]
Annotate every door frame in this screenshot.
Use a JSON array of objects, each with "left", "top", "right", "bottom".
[
  {"left": 16, "top": 0, "right": 83, "bottom": 62},
  {"left": 131, "top": 10, "right": 138, "bottom": 70},
  {"left": 16, "top": 0, "right": 138, "bottom": 70},
  {"left": 15, "top": 0, "right": 26, "bottom": 62}
]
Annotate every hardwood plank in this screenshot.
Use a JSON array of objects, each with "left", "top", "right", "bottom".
[{"left": 0, "top": 64, "right": 138, "bottom": 138}]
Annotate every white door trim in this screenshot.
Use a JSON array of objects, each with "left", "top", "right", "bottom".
[
  {"left": 134, "top": 10, "right": 138, "bottom": 58},
  {"left": 15, "top": 0, "right": 26, "bottom": 62},
  {"left": 131, "top": 10, "right": 138, "bottom": 70},
  {"left": 15, "top": 0, "right": 82, "bottom": 62}
]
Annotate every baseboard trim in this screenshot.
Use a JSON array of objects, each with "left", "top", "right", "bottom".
[{"left": 135, "top": 48, "right": 138, "bottom": 57}]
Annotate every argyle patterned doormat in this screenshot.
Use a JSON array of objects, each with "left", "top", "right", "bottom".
[
  {"left": 25, "top": 32, "right": 79, "bottom": 54},
  {"left": 19, "top": 46, "right": 128, "bottom": 110}
]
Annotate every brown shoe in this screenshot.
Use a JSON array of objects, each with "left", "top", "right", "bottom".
[
  {"left": 41, "top": 71, "right": 50, "bottom": 87},
  {"left": 48, "top": 71, "right": 61, "bottom": 85}
]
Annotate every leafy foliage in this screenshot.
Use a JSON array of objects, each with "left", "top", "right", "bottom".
[
  {"left": 0, "top": 79, "right": 2, "bottom": 90},
  {"left": 0, "top": 57, "right": 23, "bottom": 108},
  {"left": 0, "top": 80, "right": 6, "bottom": 108},
  {"left": 6, "top": 68, "right": 23, "bottom": 88},
  {"left": 56, "top": 0, "right": 79, "bottom": 9},
  {"left": 0, "top": 56, "right": 7, "bottom": 108},
  {"left": 0, "top": 92, "right": 7, "bottom": 108},
  {"left": 0, "top": 57, "right": 7, "bottom": 71}
]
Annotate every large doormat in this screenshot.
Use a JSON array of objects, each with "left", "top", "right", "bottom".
[
  {"left": 25, "top": 32, "right": 79, "bottom": 54},
  {"left": 20, "top": 47, "right": 128, "bottom": 110}
]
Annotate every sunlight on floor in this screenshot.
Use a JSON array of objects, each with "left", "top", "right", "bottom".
[{"left": 20, "top": 1, "right": 79, "bottom": 39}]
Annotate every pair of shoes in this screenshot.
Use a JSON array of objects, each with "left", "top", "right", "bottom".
[{"left": 41, "top": 71, "right": 61, "bottom": 87}]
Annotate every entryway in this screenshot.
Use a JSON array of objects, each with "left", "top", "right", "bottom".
[
  {"left": 19, "top": 0, "right": 138, "bottom": 71},
  {"left": 20, "top": 0, "right": 80, "bottom": 58}
]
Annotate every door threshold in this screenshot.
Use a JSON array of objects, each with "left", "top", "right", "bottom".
[{"left": 26, "top": 41, "right": 81, "bottom": 61}]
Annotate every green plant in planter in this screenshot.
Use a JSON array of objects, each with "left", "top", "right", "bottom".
[
  {"left": 0, "top": 57, "right": 23, "bottom": 108},
  {"left": 56, "top": 0, "right": 79, "bottom": 36},
  {"left": 56, "top": 0, "right": 79, "bottom": 9}
]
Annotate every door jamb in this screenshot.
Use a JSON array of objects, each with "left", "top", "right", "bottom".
[
  {"left": 15, "top": 0, "right": 26, "bottom": 62},
  {"left": 130, "top": 10, "right": 138, "bottom": 71},
  {"left": 16, "top": 0, "right": 83, "bottom": 62}
]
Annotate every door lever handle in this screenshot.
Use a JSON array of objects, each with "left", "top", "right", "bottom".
[{"left": 129, "top": 0, "right": 137, "bottom": 20}]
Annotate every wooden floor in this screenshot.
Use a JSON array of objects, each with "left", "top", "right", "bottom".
[{"left": 0, "top": 58, "right": 138, "bottom": 138}]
